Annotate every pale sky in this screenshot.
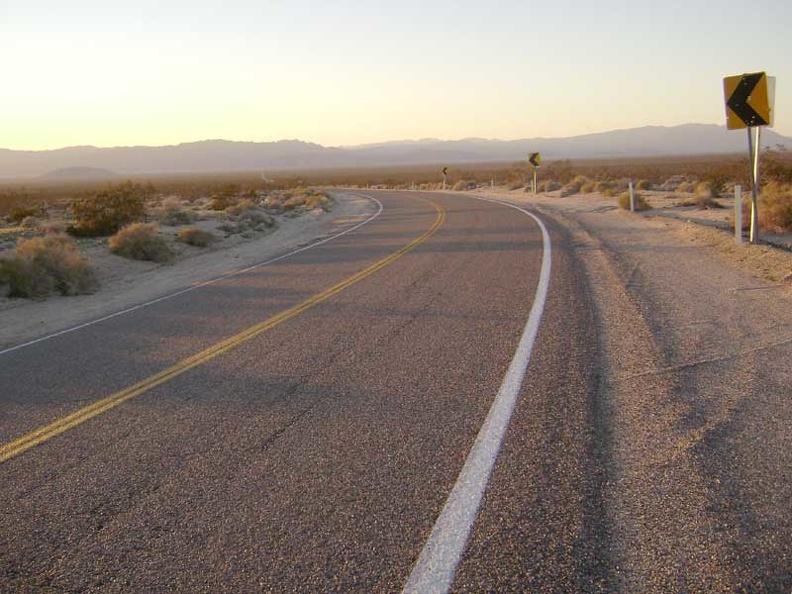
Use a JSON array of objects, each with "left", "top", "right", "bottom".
[{"left": 1, "top": 0, "right": 790, "bottom": 150}]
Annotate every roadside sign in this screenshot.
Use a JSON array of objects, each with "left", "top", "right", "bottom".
[
  {"left": 722, "top": 70, "right": 777, "bottom": 244},
  {"left": 529, "top": 152, "right": 541, "bottom": 167},
  {"left": 724, "top": 72, "right": 774, "bottom": 129}
]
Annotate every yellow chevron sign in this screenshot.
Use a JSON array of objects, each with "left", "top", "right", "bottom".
[{"left": 724, "top": 72, "right": 774, "bottom": 130}]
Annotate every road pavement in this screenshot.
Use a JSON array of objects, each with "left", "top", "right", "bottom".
[{"left": 2, "top": 189, "right": 790, "bottom": 593}]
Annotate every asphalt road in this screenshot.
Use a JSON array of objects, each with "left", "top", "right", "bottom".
[
  {"left": 4, "top": 189, "right": 788, "bottom": 593},
  {"left": 1, "top": 190, "right": 602, "bottom": 592}
]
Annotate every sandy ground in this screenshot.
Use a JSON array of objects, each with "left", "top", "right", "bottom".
[
  {"left": 0, "top": 192, "right": 376, "bottom": 351},
  {"left": 471, "top": 186, "right": 792, "bottom": 288}
]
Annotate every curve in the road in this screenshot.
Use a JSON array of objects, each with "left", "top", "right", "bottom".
[
  {"left": 0, "top": 194, "right": 384, "bottom": 357},
  {"left": 0, "top": 198, "right": 444, "bottom": 464},
  {"left": 401, "top": 198, "right": 552, "bottom": 594}
]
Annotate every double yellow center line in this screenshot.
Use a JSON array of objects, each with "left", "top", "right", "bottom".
[{"left": 0, "top": 200, "right": 445, "bottom": 464}]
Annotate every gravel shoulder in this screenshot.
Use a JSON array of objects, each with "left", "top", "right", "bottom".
[
  {"left": 474, "top": 187, "right": 792, "bottom": 591},
  {"left": 0, "top": 191, "right": 376, "bottom": 351}
]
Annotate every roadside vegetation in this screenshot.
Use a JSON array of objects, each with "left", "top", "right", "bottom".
[
  {"left": 1, "top": 151, "right": 790, "bottom": 299},
  {"left": 0, "top": 234, "right": 97, "bottom": 298},
  {"left": 0, "top": 177, "right": 334, "bottom": 299}
]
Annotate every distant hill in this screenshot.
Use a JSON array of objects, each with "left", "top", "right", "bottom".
[
  {"left": 39, "top": 166, "right": 122, "bottom": 181},
  {"left": 1, "top": 125, "right": 790, "bottom": 178}
]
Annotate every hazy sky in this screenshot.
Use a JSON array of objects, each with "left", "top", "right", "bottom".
[{"left": 1, "top": 0, "right": 790, "bottom": 150}]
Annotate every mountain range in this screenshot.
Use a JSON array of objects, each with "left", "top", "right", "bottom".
[{"left": 1, "top": 124, "right": 790, "bottom": 179}]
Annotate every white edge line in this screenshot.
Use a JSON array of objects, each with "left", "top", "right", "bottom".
[
  {"left": 0, "top": 194, "right": 383, "bottom": 357},
  {"left": 401, "top": 197, "right": 552, "bottom": 594}
]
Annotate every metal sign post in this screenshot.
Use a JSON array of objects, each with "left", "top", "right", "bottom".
[
  {"left": 747, "top": 127, "right": 761, "bottom": 243},
  {"left": 442, "top": 167, "right": 448, "bottom": 191}
]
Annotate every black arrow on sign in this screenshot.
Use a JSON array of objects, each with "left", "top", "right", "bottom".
[{"left": 727, "top": 72, "right": 768, "bottom": 127}]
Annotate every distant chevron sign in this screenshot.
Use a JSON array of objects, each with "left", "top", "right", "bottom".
[{"left": 724, "top": 72, "right": 774, "bottom": 130}]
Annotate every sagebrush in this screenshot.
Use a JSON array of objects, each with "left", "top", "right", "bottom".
[
  {"left": 109, "top": 223, "right": 174, "bottom": 263},
  {"left": 0, "top": 234, "right": 97, "bottom": 298}
]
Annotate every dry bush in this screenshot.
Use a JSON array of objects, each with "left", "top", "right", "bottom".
[
  {"left": 69, "top": 181, "right": 152, "bottom": 236},
  {"left": 677, "top": 181, "right": 698, "bottom": 193},
  {"left": 9, "top": 205, "right": 46, "bottom": 224},
  {"left": 452, "top": 180, "right": 477, "bottom": 191},
  {"left": 560, "top": 175, "right": 590, "bottom": 197},
  {"left": 21, "top": 216, "right": 41, "bottom": 229},
  {"left": 660, "top": 176, "right": 686, "bottom": 191},
  {"left": 617, "top": 191, "right": 651, "bottom": 211},
  {"left": 635, "top": 179, "right": 653, "bottom": 191},
  {"left": 176, "top": 227, "right": 217, "bottom": 247},
  {"left": 593, "top": 181, "right": 612, "bottom": 194},
  {"left": 758, "top": 182, "right": 792, "bottom": 232},
  {"left": 109, "top": 223, "right": 173, "bottom": 263},
  {"left": 158, "top": 197, "right": 195, "bottom": 226},
  {"left": 225, "top": 199, "right": 257, "bottom": 215},
  {"left": 0, "top": 234, "right": 97, "bottom": 298},
  {"left": 538, "top": 180, "right": 562, "bottom": 192}
]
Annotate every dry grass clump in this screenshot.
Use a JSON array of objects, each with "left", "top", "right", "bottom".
[
  {"left": 157, "top": 197, "right": 195, "bottom": 226},
  {"left": 176, "top": 227, "right": 217, "bottom": 247},
  {"left": 540, "top": 180, "right": 562, "bottom": 192},
  {"left": 21, "top": 216, "right": 42, "bottom": 229},
  {"left": 617, "top": 191, "right": 651, "bottom": 211},
  {"left": 109, "top": 223, "right": 174, "bottom": 263},
  {"left": 635, "top": 179, "right": 653, "bottom": 191},
  {"left": 0, "top": 234, "right": 97, "bottom": 298},
  {"left": 452, "top": 180, "right": 477, "bottom": 191},
  {"left": 758, "top": 182, "right": 792, "bottom": 232},
  {"left": 262, "top": 189, "right": 333, "bottom": 215},
  {"left": 676, "top": 181, "right": 698, "bottom": 193},
  {"left": 559, "top": 175, "right": 590, "bottom": 197},
  {"left": 660, "top": 176, "right": 686, "bottom": 191},
  {"left": 9, "top": 205, "right": 46, "bottom": 224}
]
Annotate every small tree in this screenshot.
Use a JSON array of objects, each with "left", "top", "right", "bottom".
[{"left": 69, "top": 181, "right": 153, "bottom": 236}]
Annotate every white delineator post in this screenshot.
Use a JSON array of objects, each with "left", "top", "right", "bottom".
[
  {"left": 628, "top": 181, "right": 635, "bottom": 212},
  {"left": 734, "top": 185, "right": 743, "bottom": 244}
]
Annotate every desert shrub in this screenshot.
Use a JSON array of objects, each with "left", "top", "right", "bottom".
[
  {"left": 697, "top": 174, "right": 729, "bottom": 200},
  {"left": 758, "top": 182, "right": 792, "bottom": 232},
  {"left": 158, "top": 197, "right": 194, "bottom": 226},
  {"left": 305, "top": 193, "right": 332, "bottom": 211},
  {"left": 9, "top": 205, "right": 46, "bottom": 224},
  {"left": 225, "top": 199, "right": 257, "bottom": 215},
  {"left": 69, "top": 181, "right": 152, "bottom": 236},
  {"left": 542, "top": 180, "right": 562, "bottom": 192},
  {"left": 176, "top": 227, "right": 217, "bottom": 247},
  {"left": 0, "top": 234, "right": 97, "bottom": 298},
  {"left": 593, "top": 181, "right": 612, "bottom": 194},
  {"left": 41, "top": 220, "right": 67, "bottom": 234},
  {"left": 677, "top": 181, "right": 697, "bottom": 193},
  {"left": 21, "top": 216, "right": 41, "bottom": 229},
  {"left": 635, "top": 179, "right": 653, "bottom": 191},
  {"left": 209, "top": 184, "right": 241, "bottom": 211},
  {"left": 617, "top": 191, "right": 651, "bottom": 211},
  {"left": 762, "top": 148, "right": 792, "bottom": 184},
  {"left": 109, "top": 222, "right": 173, "bottom": 263},
  {"left": 560, "top": 175, "right": 589, "bottom": 197},
  {"left": 452, "top": 180, "right": 477, "bottom": 191},
  {"left": 660, "top": 176, "right": 685, "bottom": 191}
]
